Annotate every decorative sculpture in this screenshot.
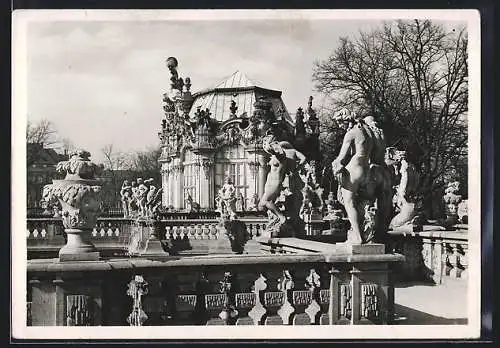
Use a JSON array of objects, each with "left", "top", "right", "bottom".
[
  {"left": 442, "top": 181, "right": 463, "bottom": 227},
  {"left": 457, "top": 199, "right": 468, "bottom": 224},
  {"left": 40, "top": 149, "right": 102, "bottom": 261},
  {"left": 299, "top": 161, "right": 324, "bottom": 218},
  {"left": 127, "top": 275, "right": 149, "bottom": 326},
  {"left": 184, "top": 192, "right": 200, "bottom": 213},
  {"left": 247, "top": 193, "right": 260, "bottom": 211},
  {"left": 259, "top": 134, "right": 307, "bottom": 237},
  {"left": 331, "top": 113, "right": 393, "bottom": 245},
  {"left": 120, "top": 180, "right": 133, "bottom": 218},
  {"left": 384, "top": 147, "right": 423, "bottom": 230},
  {"left": 216, "top": 176, "right": 238, "bottom": 221},
  {"left": 235, "top": 189, "right": 245, "bottom": 212},
  {"left": 323, "top": 193, "right": 349, "bottom": 235}
]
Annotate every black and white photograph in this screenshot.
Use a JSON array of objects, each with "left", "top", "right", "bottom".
[{"left": 12, "top": 10, "right": 481, "bottom": 340}]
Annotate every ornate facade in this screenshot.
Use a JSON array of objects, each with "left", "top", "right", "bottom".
[{"left": 158, "top": 57, "right": 314, "bottom": 211}]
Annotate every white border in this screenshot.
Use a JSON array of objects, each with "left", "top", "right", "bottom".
[{"left": 12, "top": 9, "right": 482, "bottom": 340}]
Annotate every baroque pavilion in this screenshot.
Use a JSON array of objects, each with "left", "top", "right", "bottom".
[{"left": 157, "top": 57, "right": 320, "bottom": 211}]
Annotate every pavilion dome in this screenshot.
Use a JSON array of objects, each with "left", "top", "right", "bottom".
[{"left": 189, "top": 71, "right": 293, "bottom": 125}]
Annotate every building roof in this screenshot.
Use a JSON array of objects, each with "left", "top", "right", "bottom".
[
  {"left": 189, "top": 71, "right": 293, "bottom": 124},
  {"left": 27, "top": 143, "right": 68, "bottom": 166}
]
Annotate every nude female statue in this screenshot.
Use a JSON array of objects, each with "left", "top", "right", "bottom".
[
  {"left": 258, "top": 135, "right": 306, "bottom": 225},
  {"left": 331, "top": 113, "right": 390, "bottom": 244}
]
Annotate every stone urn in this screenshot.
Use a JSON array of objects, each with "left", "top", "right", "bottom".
[{"left": 40, "top": 149, "right": 102, "bottom": 261}]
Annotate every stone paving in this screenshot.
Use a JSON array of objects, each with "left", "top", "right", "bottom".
[{"left": 393, "top": 278, "right": 468, "bottom": 325}]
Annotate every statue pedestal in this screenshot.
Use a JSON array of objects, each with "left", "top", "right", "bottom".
[
  {"left": 139, "top": 221, "right": 169, "bottom": 256},
  {"left": 208, "top": 231, "right": 236, "bottom": 255},
  {"left": 243, "top": 239, "right": 262, "bottom": 254},
  {"left": 141, "top": 238, "right": 168, "bottom": 256},
  {"left": 59, "top": 228, "right": 100, "bottom": 261}
]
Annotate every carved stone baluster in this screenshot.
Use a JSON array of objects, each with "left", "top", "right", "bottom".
[
  {"left": 275, "top": 270, "right": 295, "bottom": 325},
  {"left": 235, "top": 292, "right": 256, "bottom": 325},
  {"left": 27, "top": 301, "right": 32, "bottom": 326},
  {"left": 175, "top": 294, "right": 197, "bottom": 324},
  {"left": 126, "top": 275, "right": 149, "bottom": 326},
  {"left": 218, "top": 272, "right": 238, "bottom": 325},
  {"left": 248, "top": 274, "right": 267, "bottom": 325},
  {"left": 318, "top": 289, "right": 330, "bottom": 325},
  {"left": 450, "top": 243, "right": 460, "bottom": 278},
  {"left": 302, "top": 269, "right": 321, "bottom": 325},
  {"left": 66, "top": 295, "right": 92, "bottom": 326},
  {"left": 433, "top": 240, "right": 444, "bottom": 284}
]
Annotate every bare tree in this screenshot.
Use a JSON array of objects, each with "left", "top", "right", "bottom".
[
  {"left": 126, "top": 146, "right": 162, "bottom": 184},
  {"left": 26, "top": 119, "right": 58, "bottom": 146},
  {"left": 100, "top": 144, "right": 130, "bottom": 210},
  {"left": 313, "top": 20, "right": 468, "bottom": 217}
]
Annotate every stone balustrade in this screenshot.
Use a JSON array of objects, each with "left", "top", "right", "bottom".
[
  {"left": 387, "top": 226, "right": 468, "bottom": 284},
  {"left": 27, "top": 215, "right": 325, "bottom": 258},
  {"left": 27, "top": 245, "right": 403, "bottom": 327}
]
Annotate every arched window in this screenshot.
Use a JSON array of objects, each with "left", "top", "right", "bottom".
[
  {"left": 215, "top": 145, "right": 249, "bottom": 204},
  {"left": 183, "top": 150, "right": 199, "bottom": 204}
]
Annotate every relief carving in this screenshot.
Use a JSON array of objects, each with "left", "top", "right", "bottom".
[
  {"left": 66, "top": 294, "right": 92, "bottom": 326},
  {"left": 360, "top": 283, "right": 379, "bottom": 320}
]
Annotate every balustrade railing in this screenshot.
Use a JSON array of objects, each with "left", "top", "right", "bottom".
[
  {"left": 27, "top": 214, "right": 324, "bottom": 257},
  {"left": 28, "top": 250, "right": 402, "bottom": 326},
  {"left": 388, "top": 228, "right": 468, "bottom": 284}
]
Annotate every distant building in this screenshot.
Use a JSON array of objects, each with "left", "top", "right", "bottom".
[
  {"left": 158, "top": 58, "right": 320, "bottom": 210},
  {"left": 26, "top": 143, "right": 68, "bottom": 213}
]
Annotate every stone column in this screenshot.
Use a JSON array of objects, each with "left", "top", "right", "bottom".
[
  {"left": 176, "top": 164, "right": 184, "bottom": 209},
  {"left": 167, "top": 166, "right": 173, "bottom": 208},
  {"left": 40, "top": 150, "right": 102, "bottom": 262},
  {"left": 199, "top": 157, "right": 215, "bottom": 209}
]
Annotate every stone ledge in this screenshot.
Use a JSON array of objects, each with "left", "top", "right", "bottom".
[{"left": 28, "top": 250, "right": 404, "bottom": 274}]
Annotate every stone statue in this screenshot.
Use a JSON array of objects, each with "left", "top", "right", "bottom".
[
  {"left": 259, "top": 135, "right": 307, "bottom": 236},
  {"left": 216, "top": 176, "right": 238, "bottom": 220},
  {"left": 385, "top": 148, "right": 422, "bottom": 229},
  {"left": 120, "top": 180, "right": 133, "bottom": 218},
  {"left": 184, "top": 192, "right": 200, "bottom": 213},
  {"left": 235, "top": 189, "right": 245, "bottom": 211},
  {"left": 323, "top": 195, "right": 349, "bottom": 235},
  {"left": 145, "top": 185, "right": 158, "bottom": 218},
  {"left": 331, "top": 113, "right": 393, "bottom": 245},
  {"left": 457, "top": 199, "right": 468, "bottom": 224},
  {"left": 247, "top": 193, "right": 260, "bottom": 211},
  {"left": 299, "top": 162, "right": 323, "bottom": 218},
  {"left": 442, "top": 181, "right": 463, "bottom": 226},
  {"left": 128, "top": 181, "right": 139, "bottom": 216},
  {"left": 135, "top": 178, "right": 149, "bottom": 219}
]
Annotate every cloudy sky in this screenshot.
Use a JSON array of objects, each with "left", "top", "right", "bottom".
[{"left": 23, "top": 12, "right": 466, "bottom": 164}]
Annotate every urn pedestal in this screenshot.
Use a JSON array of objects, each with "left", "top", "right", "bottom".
[
  {"left": 140, "top": 220, "right": 169, "bottom": 256},
  {"left": 40, "top": 150, "right": 103, "bottom": 262},
  {"left": 59, "top": 228, "right": 100, "bottom": 261}
]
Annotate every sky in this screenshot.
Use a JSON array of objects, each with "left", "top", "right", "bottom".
[{"left": 24, "top": 14, "right": 465, "bottom": 165}]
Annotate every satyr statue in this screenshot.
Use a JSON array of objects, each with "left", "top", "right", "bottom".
[
  {"left": 216, "top": 176, "right": 238, "bottom": 220},
  {"left": 134, "top": 178, "right": 150, "bottom": 219},
  {"left": 146, "top": 185, "right": 163, "bottom": 218},
  {"left": 120, "top": 180, "right": 133, "bottom": 218},
  {"left": 259, "top": 134, "right": 306, "bottom": 236},
  {"left": 331, "top": 112, "right": 393, "bottom": 245},
  {"left": 384, "top": 147, "right": 422, "bottom": 229}
]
